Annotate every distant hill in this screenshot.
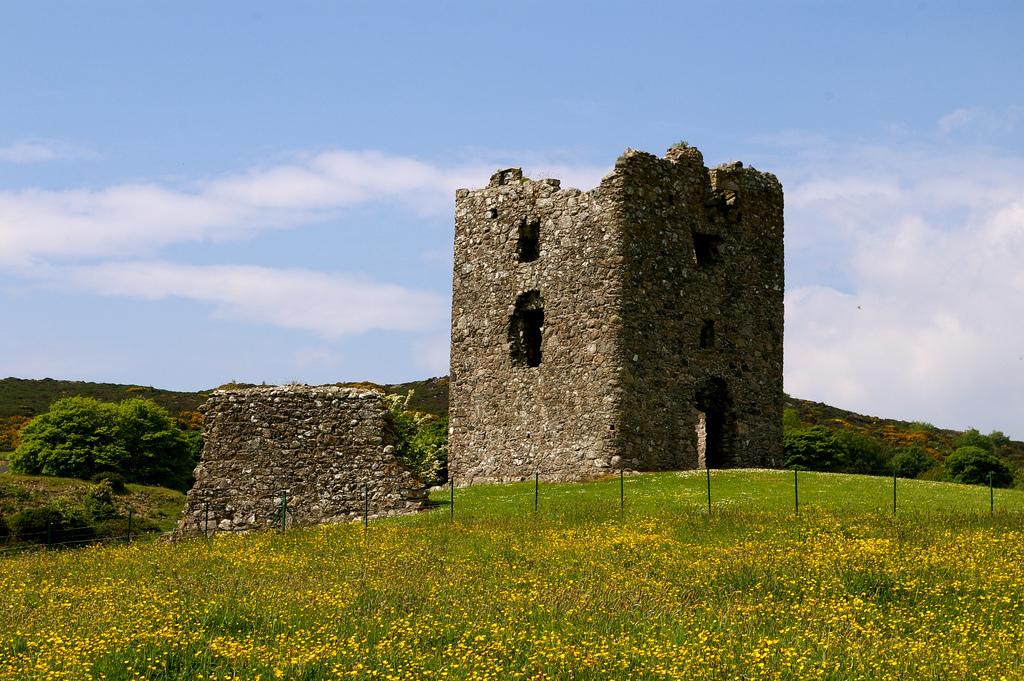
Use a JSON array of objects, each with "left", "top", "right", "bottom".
[
  {"left": 785, "top": 395, "right": 1024, "bottom": 468},
  {"left": 0, "top": 376, "right": 449, "bottom": 453},
  {"left": 0, "top": 377, "right": 209, "bottom": 420},
  {"left": 3, "top": 377, "right": 1021, "bottom": 469}
]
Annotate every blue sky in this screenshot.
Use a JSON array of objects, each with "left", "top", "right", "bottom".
[{"left": 2, "top": 2, "right": 1023, "bottom": 437}]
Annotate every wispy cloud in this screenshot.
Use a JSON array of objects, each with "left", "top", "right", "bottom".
[
  {"left": 49, "top": 261, "right": 449, "bottom": 337},
  {"left": 0, "top": 139, "right": 96, "bottom": 163},
  {"left": 936, "top": 105, "right": 1023, "bottom": 136},
  {"left": 777, "top": 140, "right": 1024, "bottom": 434},
  {"left": 0, "top": 149, "right": 610, "bottom": 268},
  {"left": 938, "top": 107, "right": 982, "bottom": 134},
  {"left": 0, "top": 150, "right": 484, "bottom": 267}
]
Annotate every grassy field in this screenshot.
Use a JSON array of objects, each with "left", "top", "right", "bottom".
[{"left": 2, "top": 470, "right": 1024, "bottom": 680}]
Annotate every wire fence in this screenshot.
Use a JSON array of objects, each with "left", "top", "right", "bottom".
[
  {"left": 0, "top": 507, "right": 167, "bottom": 556},
  {"left": 439, "top": 467, "right": 1016, "bottom": 519},
  {"left": 6, "top": 469, "right": 1011, "bottom": 554}
]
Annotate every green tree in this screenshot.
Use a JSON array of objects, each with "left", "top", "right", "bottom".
[
  {"left": 384, "top": 390, "right": 448, "bottom": 486},
  {"left": 833, "top": 430, "right": 887, "bottom": 474},
  {"left": 115, "top": 399, "right": 198, "bottom": 491},
  {"left": 944, "top": 446, "right": 1013, "bottom": 487},
  {"left": 11, "top": 397, "right": 199, "bottom": 492},
  {"left": 11, "top": 397, "right": 124, "bottom": 479},
  {"left": 953, "top": 428, "right": 991, "bottom": 452},
  {"left": 783, "top": 426, "right": 843, "bottom": 470},
  {"left": 890, "top": 446, "right": 939, "bottom": 479},
  {"left": 782, "top": 409, "right": 802, "bottom": 434},
  {"left": 988, "top": 430, "right": 1011, "bottom": 450}
]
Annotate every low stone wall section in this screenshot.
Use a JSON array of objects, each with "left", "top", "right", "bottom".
[{"left": 175, "top": 386, "right": 428, "bottom": 537}]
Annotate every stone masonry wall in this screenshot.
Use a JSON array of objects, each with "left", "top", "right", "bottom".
[
  {"left": 175, "top": 386, "right": 428, "bottom": 537},
  {"left": 450, "top": 168, "right": 625, "bottom": 482},
  {"left": 449, "top": 143, "right": 784, "bottom": 483}
]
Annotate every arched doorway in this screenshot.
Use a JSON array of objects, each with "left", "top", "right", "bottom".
[{"left": 695, "top": 377, "right": 731, "bottom": 469}]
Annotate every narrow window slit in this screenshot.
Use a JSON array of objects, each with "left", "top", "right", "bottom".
[
  {"left": 508, "top": 290, "right": 544, "bottom": 367},
  {"left": 699, "top": 320, "right": 715, "bottom": 349},
  {"left": 517, "top": 219, "right": 540, "bottom": 262}
]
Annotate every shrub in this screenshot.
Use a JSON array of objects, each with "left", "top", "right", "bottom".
[
  {"left": 953, "top": 428, "right": 992, "bottom": 452},
  {"left": 11, "top": 397, "right": 199, "bottom": 491},
  {"left": 833, "top": 430, "right": 888, "bottom": 475},
  {"left": 9, "top": 503, "right": 95, "bottom": 545},
  {"left": 890, "top": 447, "right": 939, "bottom": 479},
  {"left": 385, "top": 391, "right": 448, "bottom": 486},
  {"left": 91, "top": 472, "right": 127, "bottom": 493},
  {"left": 944, "top": 446, "right": 1013, "bottom": 487},
  {"left": 83, "top": 481, "right": 120, "bottom": 521},
  {"left": 783, "top": 426, "right": 843, "bottom": 470}
]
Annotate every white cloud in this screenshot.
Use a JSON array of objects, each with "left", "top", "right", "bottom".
[
  {"left": 938, "top": 107, "right": 981, "bottom": 134},
  {"left": 778, "top": 141, "right": 1024, "bottom": 436},
  {"left": 0, "top": 139, "right": 96, "bottom": 163},
  {"left": 0, "top": 150, "right": 489, "bottom": 268},
  {"left": 53, "top": 261, "right": 449, "bottom": 337},
  {"left": 0, "top": 149, "right": 611, "bottom": 269}
]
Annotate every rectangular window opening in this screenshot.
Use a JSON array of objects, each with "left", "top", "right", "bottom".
[
  {"left": 517, "top": 219, "right": 541, "bottom": 262},
  {"left": 692, "top": 233, "right": 722, "bottom": 267},
  {"left": 699, "top": 320, "right": 715, "bottom": 349}
]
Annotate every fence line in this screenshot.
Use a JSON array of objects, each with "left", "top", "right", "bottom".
[
  {"left": 441, "top": 467, "right": 1014, "bottom": 520},
  {"left": 5, "top": 469, "right": 1010, "bottom": 554}
]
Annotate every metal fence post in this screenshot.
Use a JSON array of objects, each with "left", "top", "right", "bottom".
[
  {"left": 620, "top": 468, "right": 624, "bottom": 510},
  {"left": 535, "top": 472, "right": 539, "bottom": 513},
  {"left": 706, "top": 468, "right": 712, "bottom": 515},
  {"left": 204, "top": 500, "right": 209, "bottom": 537},
  {"left": 364, "top": 483, "right": 369, "bottom": 527},
  {"left": 281, "top": 490, "right": 288, "bottom": 533},
  {"left": 450, "top": 477, "right": 454, "bottom": 519},
  {"left": 990, "top": 472, "right": 994, "bottom": 515},
  {"left": 893, "top": 469, "right": 897, "bottom": 514},
  {"left": 794, "top": 468, "right": 799, "bottom": 515}
]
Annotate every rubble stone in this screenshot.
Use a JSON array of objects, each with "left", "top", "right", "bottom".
[{"left": 174, "top": 386, "right": 427, "bottom": 538}]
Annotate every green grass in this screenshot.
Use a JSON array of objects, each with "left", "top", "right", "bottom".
[
  {"left": 2, "top": 471, "right": 1024, "bottom": 680},
  {"left": 0, "top": 472, "right": 187, "bottom": 536},
  {"left": 433, "top": 468, "right": 1022, "bottom": 518}
]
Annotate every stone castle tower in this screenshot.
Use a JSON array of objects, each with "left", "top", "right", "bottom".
[{"left": 448, "top": 144, "right": 784, "bottom": 483}]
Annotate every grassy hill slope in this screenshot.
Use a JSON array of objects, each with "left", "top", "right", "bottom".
[
  {"left": 0, "top": 377, "right": 209, "bottom": 419},
  {"left": 2, "top": 470, "right": 1024, "bottom": 680},
  {"left": 785, "top": 395, "right": 1024, "bottom": 467}
]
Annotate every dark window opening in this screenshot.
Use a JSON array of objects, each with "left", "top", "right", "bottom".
[
  {"left": 517, "top": 219, "right": 541, "bottom": 262},
  {"left": 485, "top": 208, "right": 497, "bottom": 219},
  {"left": 696, "top": 378, "right": 731, "bottom": 469},
  {"left": 508, "top": 290, "right": 544, "bottom": 367},
  {"left": 699, "top": 320, "right": 715, "bottom": 349},
  {"left": 692, "top": 233, "right": 722, "bottom": 267}
]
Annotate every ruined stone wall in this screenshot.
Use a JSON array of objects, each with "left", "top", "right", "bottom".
[
  {"left": 449, "top": 143, "right": 784, "bottom": 482},
  {"left": 613, "top": 147, "right": 785, "bottom": 470},
  {"left": 175, "top": 386, "right": 427, "bottom": 537},
  {"left": 449, "top": 169, "right": 626, "bottom": 483}
]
